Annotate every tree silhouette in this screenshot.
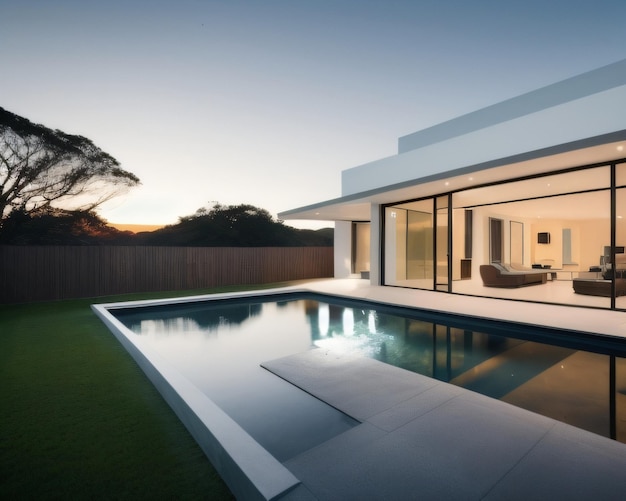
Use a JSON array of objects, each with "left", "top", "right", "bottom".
[
  {"left": 138, "top": 203, "right": 333, "bottom": 246},
  {"left": 0, "top": 107, "right": 140, "bottom": 229},
  {"left": 0, "top": 201, "right": 333, "bottom": 246},
  {"left": 0, "top": 208, "right": 134, "bottom": 245}
]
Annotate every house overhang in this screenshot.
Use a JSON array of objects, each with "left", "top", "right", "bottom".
[
  {"left": 279, "top": 130, "right": 626, "bottom": 224},
  {"left": 281, "top": 60, "right": 626, "bottom": 224}
]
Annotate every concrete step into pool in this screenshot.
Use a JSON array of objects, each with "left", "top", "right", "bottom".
[{"left": 263, "top": 348, "right": 626, "bottom": 500}]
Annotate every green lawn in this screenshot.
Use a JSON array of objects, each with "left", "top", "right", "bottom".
[{"left": 0, "top": 284, "right": 290, "bottom": 499}]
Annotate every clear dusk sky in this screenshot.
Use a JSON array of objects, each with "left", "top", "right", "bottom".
[{"left": 2, "top": 0, "right": 625, "bottom": 229}]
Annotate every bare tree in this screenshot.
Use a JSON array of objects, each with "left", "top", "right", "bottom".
[{"left": 0, "top": 107, "right": 140, "bottom": 226}]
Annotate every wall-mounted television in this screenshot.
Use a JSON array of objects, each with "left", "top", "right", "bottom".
[{"left": 537, "top": 232, "right": 550, "bottom": 244}]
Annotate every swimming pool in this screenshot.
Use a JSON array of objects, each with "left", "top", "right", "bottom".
[
  {"left": 113, "top": 296, "right": 359, "bottom": 462},
  {"left": 112, "top": 292, "right": 626, "bottom": 444},
  {"left": 94, "top": 289, "right": 626, "bottom": 498}
]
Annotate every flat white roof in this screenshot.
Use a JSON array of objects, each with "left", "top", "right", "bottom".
[
  {"left": 280, "top": 59, "right": 626, "bottom": 223},
  {"left": 398, "top": 59, "right": 626, "bottom": 154},
  {"left": 279, "top": 132, "right": 626, "bottom": 222}
]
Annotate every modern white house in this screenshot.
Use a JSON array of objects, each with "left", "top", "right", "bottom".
[{"left": 280, "top": 58, "right": 626, "bottom": 310}]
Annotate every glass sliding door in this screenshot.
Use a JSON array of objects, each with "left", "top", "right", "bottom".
[
  {"left": 435, "top": 195, "right": 450, "bottom": 291},
  {"left": 616, "top": 356, "right": 626, "bottom": 441},
  {"left": 384, "top": 199, "right": 434, "bottom": 289},
  {"left": 383, "top": 195, "right": 449, "bottom": 291},
  {"left": 615, "top": 163, "right": 626, "bottom": 310},
  {"left": 406, "top": 209, "right": 433, "bottom": 281},
  {"left": 452, "top": 165, "right": 611, "bottom": 307},
  {"left": 382, "top": 160, "right": 626, "bottom": 309}
]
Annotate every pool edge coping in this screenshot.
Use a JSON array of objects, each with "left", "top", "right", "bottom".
[{"left": 91, "top": 287, "right": 309, "bottom": 501}]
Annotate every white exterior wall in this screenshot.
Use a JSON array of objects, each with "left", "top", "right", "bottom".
[
  {"left": 369, "top": 204, "right": 381, "bottom": 285},
  {"left": 341, "top": 85, "right": 626, "bottom": 196},
  {"left": 334, "top": 220, "right": 353, "bottom": 278}
]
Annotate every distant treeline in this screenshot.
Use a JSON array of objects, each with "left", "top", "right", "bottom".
[{"left": 0, "top": 203, "right": 333, "bottom": 247}]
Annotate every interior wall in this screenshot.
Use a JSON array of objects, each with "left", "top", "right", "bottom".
[
  {"left": 460, "top": 208, "right": 617, "bottom": 273},
  {"left": 353, "top": 223, "right": 371, "bottom": 275},
  {"left": 452, "top": 209, "right": 465, "bottom": 280},
  {"left": 529, "top": 219, "right": 608, "bottom": 270},
  {"left": 472, "top": 206, "right": 488, "bottom": 276},
  {"left": 369, "top": 204, "right": 381, "bottom": 285},
  {"left": 473, "top": 211, "right": 607, "bottom": 272},
  {"left": 577, "top": 219, "right": 612, "bottom": 270},
  {"left": 531, "top": 220, "right": 566, "bottom": 268},
  {"left": 509, "top": 220, "right": 524, "bottom": 266},
  {"left": 476, "top": 210, "right": 517, "bottom": 265}
]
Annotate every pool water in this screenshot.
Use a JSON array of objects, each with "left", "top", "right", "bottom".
[{"left": 114, "top": 294, "right": 626, "bottom": 452}]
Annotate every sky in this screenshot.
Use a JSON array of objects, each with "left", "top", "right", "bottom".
[{"left": 2, "top": 0, "right": 625, "bottom": 229}]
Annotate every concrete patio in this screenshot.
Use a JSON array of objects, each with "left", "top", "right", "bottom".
[{"left": 265, "top": 279, "right": 626, "bottom": 500}]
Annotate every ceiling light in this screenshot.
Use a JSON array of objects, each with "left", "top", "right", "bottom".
[{"left": 618, "top": 145, "right": 624, "bottom": 152}]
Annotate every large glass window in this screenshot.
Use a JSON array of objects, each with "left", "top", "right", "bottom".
[
  {"left": 382, "top": 195, "right": 457, "bottom": 292},
  {"left": 452, "top": 165, "right": 611, "bottom": 307},
  {"left": 615, "top": 163, "right": 626, "bottom": 310},
  {"left": 383, "top": 163, "right": 626, "bottom": 308},
  {"left": 384, "top": 200, "right": 433, "bottom": 288},
  {"left": 616, "top": 356, "right": 626, "bottom": 441},
  {"left": 435, "top": 195, "right": 450, "bottom": 291}
]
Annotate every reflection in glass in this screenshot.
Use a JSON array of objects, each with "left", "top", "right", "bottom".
[
  {"left": 616, "top": 357, "right": 626, "bottom": 442},
  {"left": 616, "top": 168, "right": 626, "bottom": 310},
  {"left": 436, "top": 195, "right": 449, "bottom": 291},
  {"left": 385, "top": 200, "right": 434, "bottom": 288},
  {"left": 407, "top": 210, "right": 433, "bottom": 280}
]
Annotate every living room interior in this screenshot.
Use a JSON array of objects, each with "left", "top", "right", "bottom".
[{"left": 383, "top": 161, "right": 626, "bottom": 309}]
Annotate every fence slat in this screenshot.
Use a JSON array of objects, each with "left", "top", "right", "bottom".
[{"left": 0, "top": 246, "right": 333, "bottom": 303}]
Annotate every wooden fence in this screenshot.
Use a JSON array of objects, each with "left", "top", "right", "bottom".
[{"left": 0, "top": 245, "right": 334, "bottom": 303}]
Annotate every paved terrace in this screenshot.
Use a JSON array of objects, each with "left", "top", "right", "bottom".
[{"left": 265, "top": 279, "right": 626, "bottom": 500}]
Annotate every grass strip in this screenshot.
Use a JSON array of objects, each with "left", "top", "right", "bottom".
[{"left": 0, "top": 283, "right": 291, "bottom": 499}]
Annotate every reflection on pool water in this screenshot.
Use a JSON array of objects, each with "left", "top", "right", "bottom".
[{"left": 114, "top": 294, "right": 626, "bottom": 453}]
